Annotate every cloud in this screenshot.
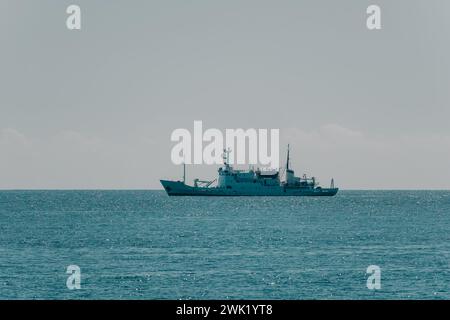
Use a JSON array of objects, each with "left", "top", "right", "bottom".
[
  {"left": 281, "top": 124, "right": 450, "bottom": 189},
  {"left": 0, "top": 128, "right": 30, "bottom": 147},
  {"left": 0, "top": 128, "right": 159, "bottom": 189},
  {"left": 1, "top": 125, "right": 450, "bottom": 189}
]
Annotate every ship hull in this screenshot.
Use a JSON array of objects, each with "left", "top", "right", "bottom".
[{"left": 160, "top": 180, "right": 338, "bottom": 197}]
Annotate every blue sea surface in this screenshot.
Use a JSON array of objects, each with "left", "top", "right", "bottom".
[{"left": 0, "top": 190, "right": 449, "bottom": 299}]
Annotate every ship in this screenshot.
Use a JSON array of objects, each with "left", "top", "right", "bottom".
[{"left": 160, "top": 145, "right": 338, "bottom": 196}]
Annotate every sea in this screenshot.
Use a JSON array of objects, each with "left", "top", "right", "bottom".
[{"left": 0, "top": 190, "right": 449, "bottom": 299}]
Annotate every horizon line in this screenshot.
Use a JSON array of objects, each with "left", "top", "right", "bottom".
[{"left": 1, "top": 188, "right": 450, "bottom": 192}]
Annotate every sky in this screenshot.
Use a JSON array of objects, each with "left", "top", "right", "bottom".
[{"left": 1, "top": 0, "right": 450, "bottom": 189}]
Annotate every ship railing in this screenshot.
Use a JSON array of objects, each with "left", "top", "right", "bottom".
[{"left": 194, "top": 179, "right": 217, "bottom": 188}]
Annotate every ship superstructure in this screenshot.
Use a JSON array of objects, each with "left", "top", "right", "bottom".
[{"left": 160, "top": 146, "right": 338, "bottom": 196}]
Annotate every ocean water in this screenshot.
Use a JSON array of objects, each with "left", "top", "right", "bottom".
[{"left": 0, "top": 190, "right": 449, "bottom": 300}]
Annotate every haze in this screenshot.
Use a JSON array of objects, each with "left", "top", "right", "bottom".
[{"left": 1, "top": 0, "right": 450, "bottom": 189}]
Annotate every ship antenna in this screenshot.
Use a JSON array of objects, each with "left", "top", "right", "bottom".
[
  {"left": 223, "top": 148, "right": 231, "bottom": 166},
  {"left": 182, "top": 152, "right": 186, "bottom": 184}
]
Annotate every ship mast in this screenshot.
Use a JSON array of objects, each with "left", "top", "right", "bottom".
[
  {"left": 286, "top": 144, "right": 290, "bottom": 170},
  {"left": 223, "top": 148, "right": 231, "bottom": 167},
  {"left": 182, "top": 152, "right": 186, "bottom": 184}
]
